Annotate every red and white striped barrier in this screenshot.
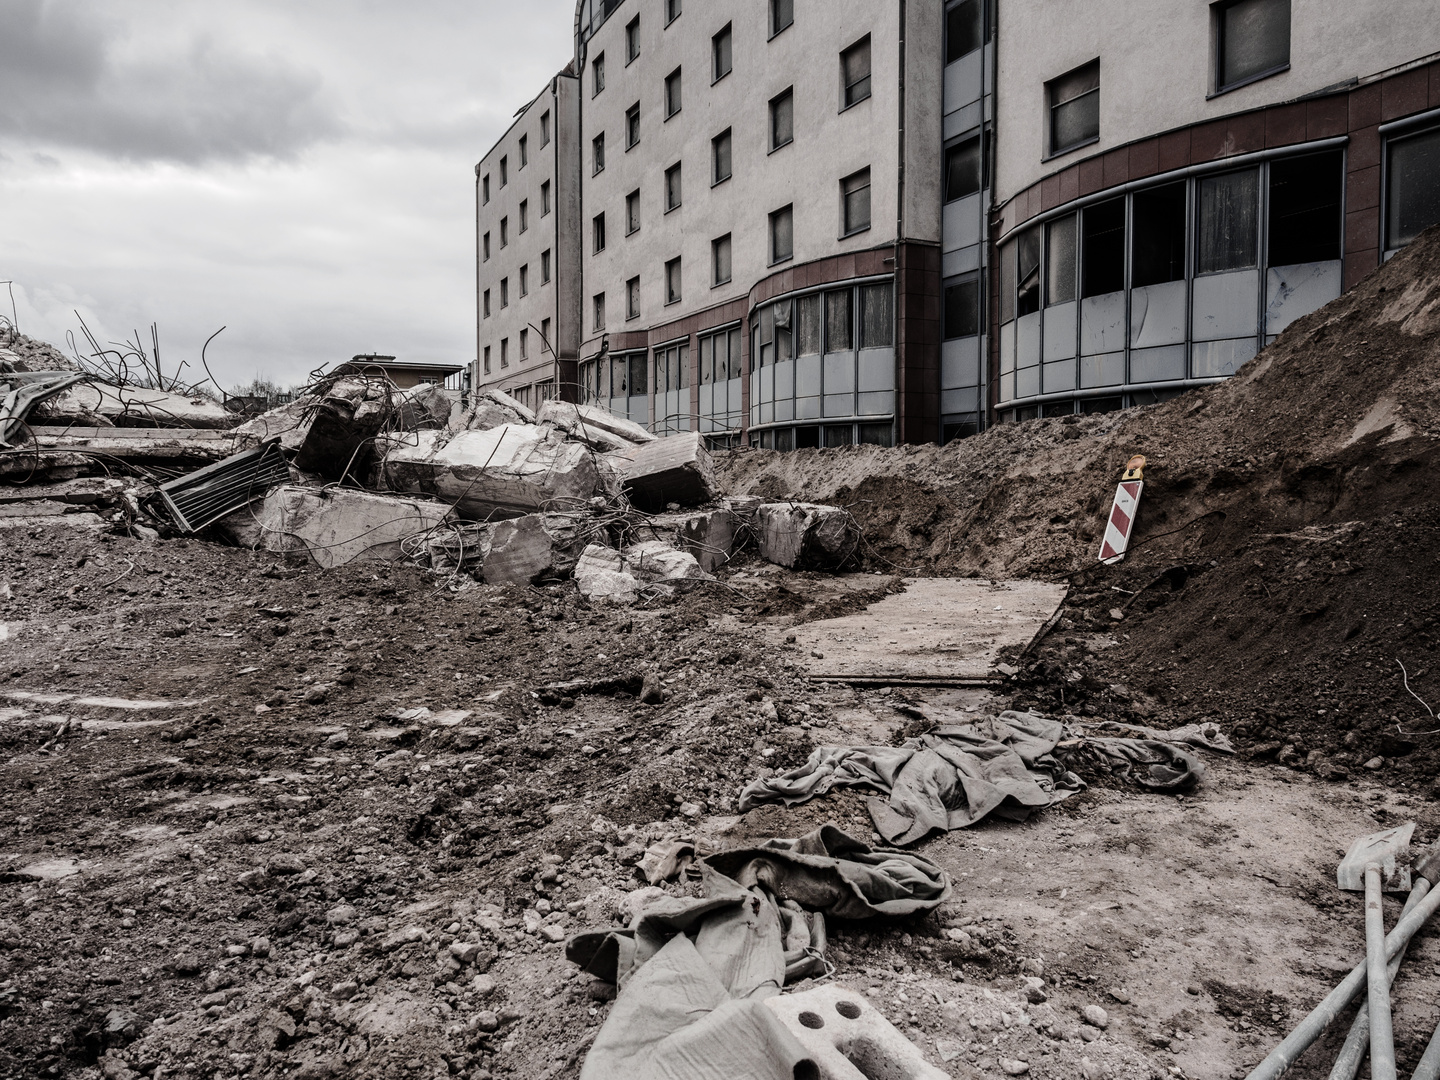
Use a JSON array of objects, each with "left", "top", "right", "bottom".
[{"left": 1098, "top": 455, "right": 1146, "bottom": 565}]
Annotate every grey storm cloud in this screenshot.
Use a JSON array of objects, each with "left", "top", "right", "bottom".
[{"left": 0, "top": 0, "right": 343, "bottom": 164}]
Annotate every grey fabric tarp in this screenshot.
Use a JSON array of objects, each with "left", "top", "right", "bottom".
[
  {"left": 567, "top": 826, "right": 951, "bottom": 1080},
  {"left": 737, "top": 710, "right": 1206, "bottom": 846}
]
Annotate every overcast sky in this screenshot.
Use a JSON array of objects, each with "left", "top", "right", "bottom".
[{"left": 0, "top": 0, "right": 575, "bottom": 390}]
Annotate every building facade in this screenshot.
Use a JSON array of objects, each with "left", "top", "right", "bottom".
[{"left": 474, "top": 0, "right": 1440, "bottom": 443}]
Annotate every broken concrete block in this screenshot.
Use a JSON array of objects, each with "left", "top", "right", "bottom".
[
  {"left": 378, "top": 424, "right": 620, "bottom": 519},
  {"left": 245, "top": 486, "right": 454, "bottom": 569},
  {"left": 34, "top": 380, "right": 235, "bottom": 430},
  {"left": 453, "top": 388, "right": 536, "bottom": 432},
  {"left": 574, "top": 544, "right": 639, "bottom": 605},
  {"left": 538, "top": 400, "right": 656, "bottom": 452},
  {"left": 608, "top": 431, "right": 719, "bottom": 512},
  {"left": 755, "top": 502, "right": 860, "bottom": 570},
  {"left": 669, "top": 509, "right": 738, "bottom": 573},
  {"left": 234, "top": 377, "right": 389, "bottom": 480},
  {"left": 395, "top": 384, "right": 462, "bottom": 431},
  {"left": 482, "top": 512, "right": 594, "bottom": 586},
  {"left": 623, "top": 540, "right": 707, "bottom": 583}
]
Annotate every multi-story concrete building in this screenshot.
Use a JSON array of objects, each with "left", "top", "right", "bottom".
[{"left": 474, "top": 0, "right": 1440, "bottom": 443}]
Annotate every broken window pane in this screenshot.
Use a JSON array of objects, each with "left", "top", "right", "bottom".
[
  {"left": 727, "top": 328, "right": 742, "bottom": 378},
  {"left": 826, "top": 290, "right": 853, "bottom": 352},
  {"left": 629, "top": 354, "right": 647, "bottom": 396},
  {"left": 1218, "top": 0, "right": 1289, "bottom": 90},
  {"left": 796, "top": 294, "right": 822, "bottom": 356},
  {"left": 943, "top": 277, "right": 981, "bottom": 339},
  {"left": 1197, "top": 168, "right": 1258, "bottom": 274},
  {"left": 1386, "top": 126, "right": 1440, "bottom": 250},
  {"left": 1016, "top": 227, "right": 1040, "bottom": 317},
  {"left": 1000, "top": 240, "right": 1016, "bottom": 323},
  {"left": 1081, "top": 196, "right": 1125, "bottom": 297},
  {"left": 1046, "top": 214, "right": 1077, "bottom": 305},
  {"left": 944, "top": 135, "right": 982, "bottom": 202},
  {"left": 1048, "top": 60, "right": 1099, "bottom": 155},
  {"left": 860, "top": 284, "right": 893, "bottom": 348},
  {"left": 945, "top": 0, "right": 983, "bottom": 64},
  {"left": 1131, "top": 181, "right": 1186, "bottom": 287},
  {"left": 774, "top": 301, "right": 793, "bottom": 363},
  {"left": 1269, "top": 149, "right": 1342, "bottom": 265}
]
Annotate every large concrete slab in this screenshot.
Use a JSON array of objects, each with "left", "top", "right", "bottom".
[{"left": 781, "top": 577, "right": 1068, "bottom": 684}]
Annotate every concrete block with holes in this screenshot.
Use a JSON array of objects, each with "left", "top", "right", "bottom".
[
  {"left": 762, "top": 984, "right": 951, "bottom": 1080},
  {"left": 755, "top": 502, "right": 860, "bottom": 571}
]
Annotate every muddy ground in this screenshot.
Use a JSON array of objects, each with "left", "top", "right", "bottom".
[{"left": 5, "top": 524, "right": 1440, "bottom": 1080}]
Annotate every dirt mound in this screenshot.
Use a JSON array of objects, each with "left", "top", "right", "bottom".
[
  {"left": 719, "top": 223, "right": 1440, "bottom": 784},
  {"left": 0, "top": 328, "right": 79, "bottom": 372}
]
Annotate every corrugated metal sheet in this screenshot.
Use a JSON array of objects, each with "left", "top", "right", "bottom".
[{"left": 157, "top": 441, "right": 290, "bottom": 532}]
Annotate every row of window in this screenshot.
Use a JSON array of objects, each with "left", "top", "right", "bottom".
[
  {"left": 480, "top": 110, "right": 552, "bottom": 206},
  {"left": 480, "top": 317, "right": 554, "bottom": 375},
  {"left": 1041, "top": 0, "right": 1291, "bottom": 160},
  {"left": 481, "top": 250, "right": 554, "bottom": 318},
  {"left": 595, "top": 0, "right": 797, "bottom": 89},
  {"left": 481, "top": 181, "right": 552, "bottom": 263}
]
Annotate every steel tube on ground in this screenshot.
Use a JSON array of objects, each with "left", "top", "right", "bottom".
[
  {"left": 1368, "top": 867, "right": 1399, "bottom": 1080},
  {"left": 1246, "top": 879, "right": 1440, "bottom": 1080},
  {"left": 1329, "top": 881, "right": 1430, "bottom": 1080},
  {"left": 1411, "top": 1019, "right": 1440, "bottom": 1080}
]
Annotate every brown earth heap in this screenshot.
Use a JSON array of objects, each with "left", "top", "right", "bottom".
[{"left": 718, "top": 223, "right": 1440, "bottom": 789}]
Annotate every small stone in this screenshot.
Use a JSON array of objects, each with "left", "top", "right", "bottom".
[
  {"left": 267, "top": 853, "right": 306, "bottom": 875},
  {"left": 450, "top": 941, "right": 483, "bottom": 964},
  {"left": 326, "top": 905, "right": 357, "bottom": 926},
  {"left": 1082, "top": 1005, "right": 1109, "bottom": 1029},
  {"left": 678, "top": 802, "right": 703, "bottom": 818},
  {"left": 1001, "top": 1058, "right": 1030, "bottom": 1075},
  {"left": 1108, "top": 988, "right": 1130, "bottom": 1004},
  {"left": 226, "top": 943, "right": 249, "bottom": 957},
  {"left": 471, "top": 974, "right": 497, "bottom": 998},
  {"left": 1020, "top": 957, "right": 1044, "bottom": 976},
  {"left": 303, "top": 686, "right": 329, "bottom": 705},
  {"left": 1079, "top": 1025, "right": 1103, "bottom": 1042},
  {"left": 1365, "top": 757, "right": 1385, "bottom": 770},
  {"left": 538, "top": 924, "right": 567, "bottom": 943},
  {"left": 639, "top": 674, "right": 665, "bottom": 705},
  {"left": 325, "top": 730, "right": 349, "bottom": 748},
  {"left": 1186, "top": 984, "right": 1202, "bottom": 996},
  {"left": 1080, "top": 1056, "right": 1106, "bottom": 1080},
  {"left": 1109, "top": 608, "right": 1125, "bottom": 622},
  {"left": 331, "top": 980, "right": 359, "bottom": 1000},
  {"left": 1026, "top": 985, "right": 1049, "bottom": 1004},
  {"left": 587, "top": 980, "right": 617, "bottom": 1002},
  {"left": 470, "top": 1010, "right": 500, "bottom": 1033}
]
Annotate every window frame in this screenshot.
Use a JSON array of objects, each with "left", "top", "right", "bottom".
[
  {"left": 541, "top": 249, "right": 552, "bottom": 284},
  {"left": 593, "top": 212, "right": 607, "bottom": 254},
  {"left": 520, "top": 263, "right": 529, "bottom": 297},
  {"left": 540, "top": 110, "right": 551, "bottom": 147},
  {"left": 1210, "top": 0, "right": 1291, "bottom": 97},
  {"left": 626, "top": 189, "right": 641, "bottom": 235},
  {"left": 841, "top": 167, "right": 872, "bottom": 238},
  {"left": 593, "top": 293, "right": 606, "bottom": 332},
  {"left": 712, "top": 128, "right": 733, "bottom": 186},
  {"left": 769, "top": 204, "right": 795, "bottom": 265},
  {"left": 541, "top": 180, "right": 551, "bottom": 216},
  {"left": 769, "top": 87, "right": 795, "bottom": 153},
  {"left": 500, "top": 216, "right": 508, "bottom": 247},
  {"left": 500, "top": 277, "right": 509, "bottom": 308},
  {"left": 626, "top": 102, "right": 641, "bottom": 149},
  {"left": 626, "top": 15, "right": 641, "bottom": 64},
  {"left": 664, "top": 256, "right": 683, "bottom": 306},
  {"left": 1045, "top": 58, "right": 1100, "bottom": 160},
  {"left": 519, "top": 134, "right": 528, "bottom": 169},
  {"left": 482, "top": 174, "right": 490, "bottom": 204},
  {"left": 1383, "top": 120, "right": 1440, "bottom": 253},
  {"left": 482, "top": 232, "right": 491, "bottom": 261},
  {"left": 500, "top": 337, "right": 509, "bottom": 369},
  {"left": 665, "top": 0, "right": 681, "bottom": 27},
  {"left": 483, "top": 289, "right": 491, "bottom": 318},
  {"left": 664, "top": 162, "right": 683, "bottom": 213},
  {"left": 665, "top": 67, "right": 683, "bottom": 119},
  {"left": 483, "top": 345, "right": 491, "bottom": 374},
  {"left": 943, "top": 132, "right": 985, "bottom": 203},
  {"left": 841, "top": 36, "right": 873, "bottom": 111},
  {"left": 520, "top": 328, "right": 529, "bottom": 360},
  {"left": 712, "top": 233, "right": 733, "bottom": 287},
  {"left": 592, "top": 132, "right": 605, "bottom": 175},
  {"left": 769, "top": 0, "right": 794, "bottom": 39},
  {"left": 519, "top": 198, "right": 528, "bottom": 233},
  {"left": 712, "top": 24, "right": 733, "bottom": 83},
  {"left": 499, "top": 156, "right": 508, "bottom": 187},
  {"left": 945, "top": 0, "right": 988, "bottom": 65},
  {"left": 593, "top": 52, "right": 606, "bottom": 96},
  {"left": 626, "top": 276, "right": 641, "bottom": 321}
]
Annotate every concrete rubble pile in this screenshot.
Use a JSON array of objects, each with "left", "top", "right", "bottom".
[{"left": 3, "top": 352, "right": 862, "bottom": 595}]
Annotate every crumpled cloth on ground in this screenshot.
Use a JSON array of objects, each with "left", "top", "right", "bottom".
[
  {"left": 738, "top": 710, "right": 1206, "bottom": 845},
  {"left": 567, "top": 826, "right": 951, "bottom": 1080},
  {"left": 1072, "top": 718, "right": 1235, "bottom": 754}
]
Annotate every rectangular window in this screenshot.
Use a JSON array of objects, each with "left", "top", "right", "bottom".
[
  {"left": 712, "top": 233, "right": 732, "bottom": 285},
  {"left": 860, "top": 284, "right": 893, "bottom": 348},
  {"left": 1045, "top": 214, "right": 1077, "bottom": 305},
  {"left": 665, "top": 67, "right": 682, "bottom": 118},
  {"left": 483, "top": 288, "right": 491, "bottom": 317},
  {"left": 1132, "top": 181, "right": 1187, "bottom": 287},
  {"left": 1268, "top": 149, "right": 1343, "bottom": 264},
  {"left": 1386, "top": 126, "right": 1440, "bottom": 250},
  {"left": 665, "top": 162, "right": 682, "bottom": 211},
  {"left": 483, "top": 345, "right": 491, "bottom": 374},
  {"left": 770, "top": 204, "right": 794, "bottom": 263},
  {"left": 541, "top": 180, "right": 551, "bottom": 216},
  {"left": 842, "top": 36, "right": 872, "bottom": 109},
  {"left": 1000, "top": 240, "right": 1016, "bottom": 323},
  {"left": 593, "top": 133, "right": 605, "bottom": 174},
  {"left": 943, "top": 277, "right": 982, "bottom": 339},
  {"left": 541, "top": 318, "right": 551, "bottom": 352},
  {"left": 770, "top": 88, "right": 794, "bottom": 150},
  {"left": 826, "top": 290, "right": 853, "bottom": 351},
  {"left": 500, "top": 338, "right": 509, "bottom": 368},
  {"left": 1215, "top": 0, "right": 1290, "bottom": 93},
  {"left": 626, "top": 16, "right": 640, "bottom": 63},
  {"left": 540, "top": 111, "right": 550, "bottom": 147},
  {"left": 665, "top": 257, "right": 682, "bottom": 304},
  {"left": 713, "top": 128, "right": 732, "bottom": 184},
  {"left": 482, "top": 175, "right": 490, "bottom": 203},
  {"left": 626, "top": 189, "right": 641, "bottom": 234},
  {"left": 483, "top": 232, "right": 491, "bottom": 261},
  {"left": 946, "top": 0, "right": 984, "bottom": 64},
  {"left": 541, "top": 249, "right": 552, "bottom": 283},
  {"left": 944, "top": 134, "right": 982, "bottom": 202},
  {"left": 593, "top": 213, "right": 606, "bottom": 253},
  {"left": 665, "top": 0, "right": 681, "bottom": 24},
  {"left": 593, "top": 293, "right": 605, "bottom": 331},
  {"left": 1081, "top": 196, "right": 1126, "bottom": 297},
  {"left": 842, "top": 168, "right": 872, "bottom": 236},
  {"left": 520, "top": 264, "right": 529, "bottom": 296},
  {"left": 500, "top": 278, "right": 509, "bottom": 307},
  {"left": 629, "top": 353, "right": 648, "bottom": 397},
  {"left": 593, "top": 53, "right": 606, "bottom": 96},
  {"left": 519, "top": 199, "right": 528, "bottom": 232},
  {"left": 1197, "top": 168, "right": 1259, "bottom": 274},
  {"left": 500, "top": 217, "right": 508, "bottom": 247},
  {"left": 713, "top": 24, "right": 732, "bottom": 81},
  {"left": 626, "top": 103, "right": 640, "bottom": 148},
  {"left": 1048, "top": 60, "right": 1099, "bottom": 156},
  {"left": 626, "top": 276, "right": 640, "bottom": 320},
  {"left": 1016, "top": 228, "right": 1040, "bottom": 316},
  {"left": 500, "top": 156, "right": 508, "bottom": 186},
  {"left": 519, "top": 134, "right": 528, "bottom": 169},
  {"left": 796, "top": 295, "right": 822, "bottom": 355},
  {"left": 520, "top": 328, "right": 529, "bottom": 359},
  {"left": 771, "top": 0, "right": 794, "bottom": 37}
]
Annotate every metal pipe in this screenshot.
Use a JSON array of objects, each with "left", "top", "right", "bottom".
[
  {"left": 1328, "top": 880, "right": 1429, "bottom": 1080},
  {"left": 1368, "top": 867, "right": 1399, "bottom": 1080},
  {"left": 1410, "top": 1018, "right": 1440, "bottom": 1080},
  {"left": 1247, "top": 877, "right": 1440, "bottom": 1080}
]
